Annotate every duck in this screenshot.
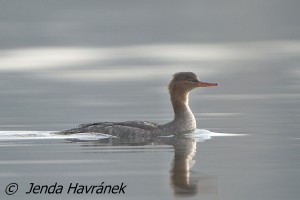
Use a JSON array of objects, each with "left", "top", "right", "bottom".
[{"left": 54, "top": 72, "right": 218, "bottom": 139}]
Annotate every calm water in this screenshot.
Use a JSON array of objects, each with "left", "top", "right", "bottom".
[
  {"left": 1, "top": 1, "right": 300, "bottom": 199},
  {"left": 0, "top": 62, "right": 299, "bottom": 200}
]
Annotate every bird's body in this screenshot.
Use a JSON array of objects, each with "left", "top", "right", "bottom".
[{"left": 55, "top": 72, "right": 218, "bottom": 138}]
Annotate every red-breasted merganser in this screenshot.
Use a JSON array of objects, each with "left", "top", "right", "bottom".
[{"left": 55, "top": 72, "right": 218, "bottom": 138}]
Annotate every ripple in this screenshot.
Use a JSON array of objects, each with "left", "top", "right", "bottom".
[
  {"left": 0, "top": 131, "right": 110, "bottom": 141},
  {"left": 0, "top": 129, "right": 247, "bottom": 142}
]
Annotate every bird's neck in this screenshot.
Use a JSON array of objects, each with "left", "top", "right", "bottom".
[
  {"left": 171, "top": 91, "right": 194, "bottom": 120},
  {"left": 168, "top": 89, "right": 196, "bottom": 132}
]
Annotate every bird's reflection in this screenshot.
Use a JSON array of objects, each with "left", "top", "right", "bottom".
[
  {"left": 168, "top": 136, "right": 218, "bottom": 196},
  {"left": 171, "top": 137, "right": 198, "bottom": 195},
  {"left": 67, "top": 132, "right": 218, "bottom": 196}
]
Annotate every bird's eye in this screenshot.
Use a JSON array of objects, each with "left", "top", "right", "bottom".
[{"left": 187, "top": 79, "right": 196, "bottom": 83}]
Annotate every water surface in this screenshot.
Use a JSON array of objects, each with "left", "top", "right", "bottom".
[{"left": 1, "top": 1, "right": 300, "bottom": 199}]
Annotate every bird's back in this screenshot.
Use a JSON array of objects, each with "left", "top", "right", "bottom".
[{"left": 56, "top": 121, "right": 160, "bottom": 140}]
